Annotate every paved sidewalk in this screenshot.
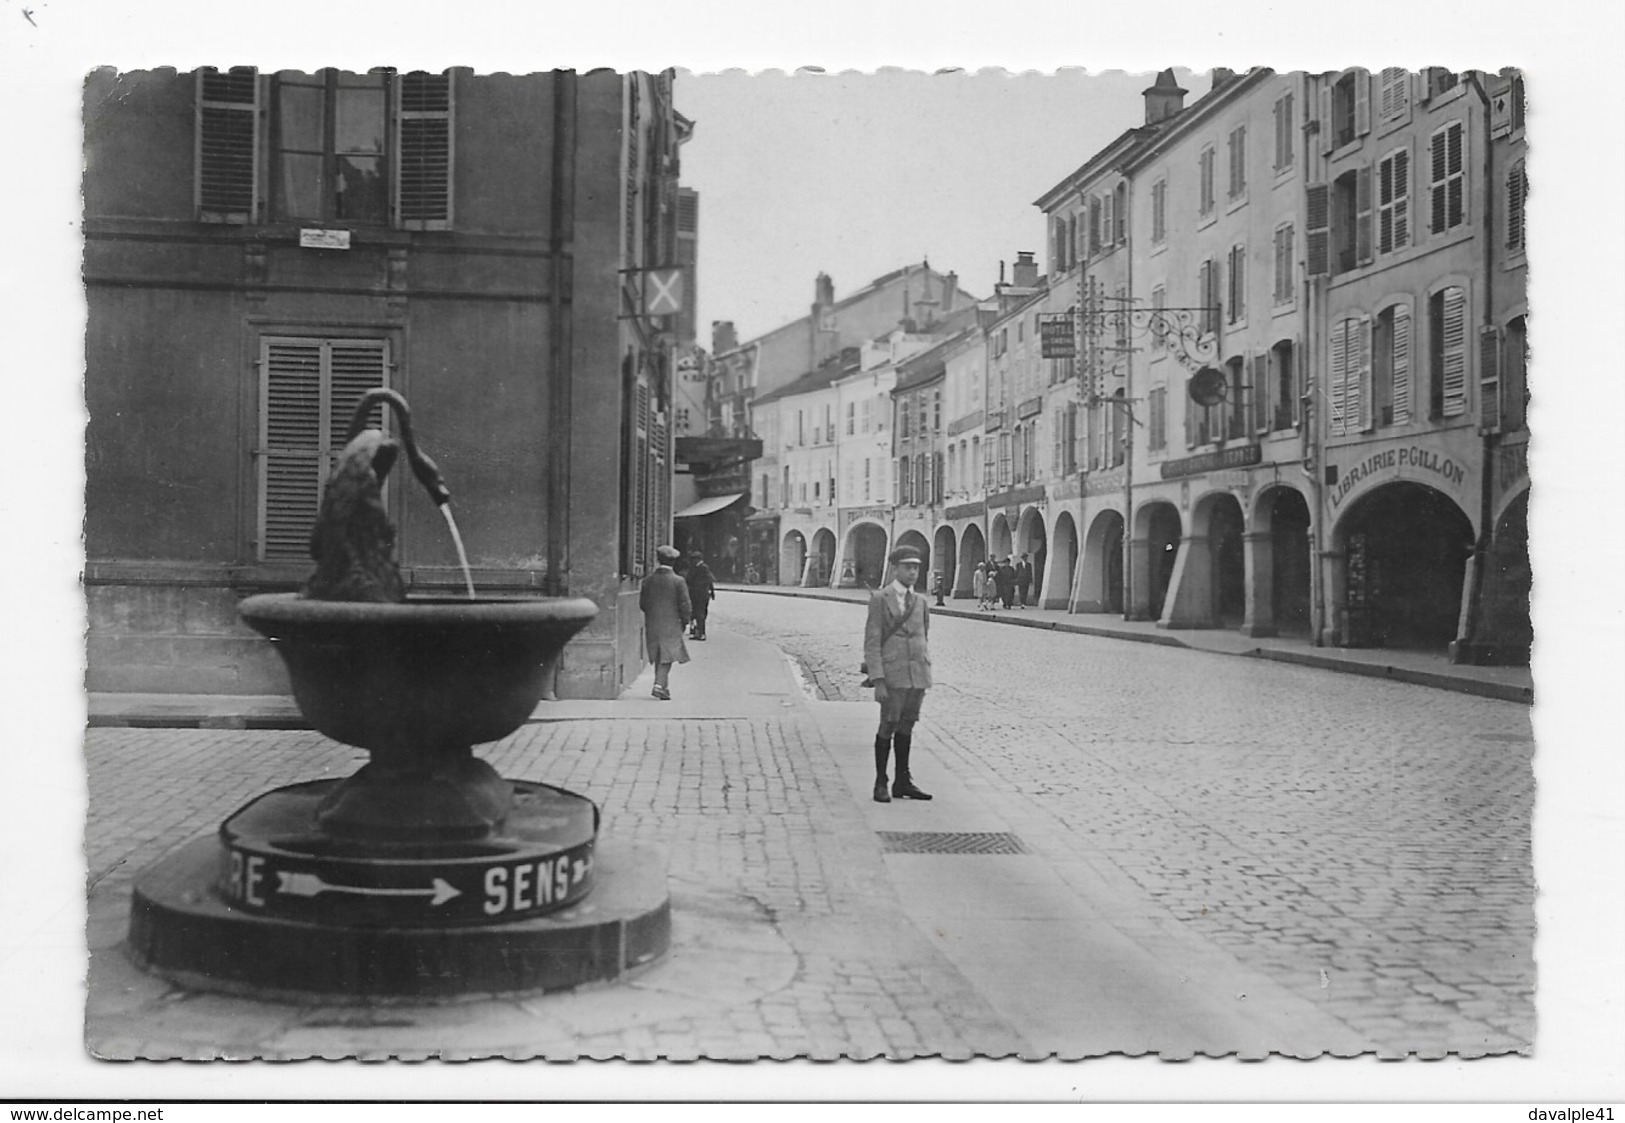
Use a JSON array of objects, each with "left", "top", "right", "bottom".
[{"left": 715, "top": 582, "right": 1534, "bottom": 704}]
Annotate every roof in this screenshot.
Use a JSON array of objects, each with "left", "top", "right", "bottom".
[{"left": 748, "top": 355, "right": 849, "bottom": 406}]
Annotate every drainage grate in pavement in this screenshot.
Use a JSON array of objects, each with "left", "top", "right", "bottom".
[{"left": 877, "top": 831, "right": 1030, "bottom": 855}]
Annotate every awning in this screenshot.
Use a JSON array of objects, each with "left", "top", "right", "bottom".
[{"left": 673, "top": 492, "right": 747, "bottom": 519}]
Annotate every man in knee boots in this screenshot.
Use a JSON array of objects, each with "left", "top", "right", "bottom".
[{"left": 863, "top": 546, "right": 933, "bottom": 803}]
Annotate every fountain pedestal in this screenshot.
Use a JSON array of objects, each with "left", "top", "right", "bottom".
[{"left": 124, "top": 593, "right": 672, "bottom": 1001}]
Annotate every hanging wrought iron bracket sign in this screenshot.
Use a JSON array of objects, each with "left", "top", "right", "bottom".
[{"left": 1078, "top": 302, "right": 1220, "bottom": 375}]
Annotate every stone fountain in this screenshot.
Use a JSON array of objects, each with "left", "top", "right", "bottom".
[{"left": 125, "top": 390, "right": 669, "bottom": 1001}]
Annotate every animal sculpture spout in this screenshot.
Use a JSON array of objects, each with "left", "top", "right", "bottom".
[{"left": 304, "top": 388, "right": 452, "bottom": 603}]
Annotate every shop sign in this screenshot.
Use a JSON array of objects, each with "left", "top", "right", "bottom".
[
  {"left": 1328, "top": 445, "right": 1469, "bottom": 509},
  {"left": 695, "top": 465, "right": 750, "bottom": 497},
  {"left": 1206, "top": 470, "right": 1252, "bottom": 489},
  {"left": 1017, "top": 396, "right": 1044, "bottom": 420},
  {"left": 1083, "top": 470, "right": 1124, "bottom": 496},
  {"left": 299, "top": 228, "right": 351, "bottom": 250},
  {"left": 1159, "top": 444, "right": 1262, "bottom": 480},
  {"left": 842, "top": 506, "right": 889, "bottom": 529},
  {"left": 986, "top": 484, "right": 1046, "bottom": 508},
  {"left": 944, "top": 501, "right": 985, "bottom": 520}
]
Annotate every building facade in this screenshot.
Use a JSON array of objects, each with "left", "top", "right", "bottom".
[{"left": 83, "top": 67, "right": 690, "bottom": 699}]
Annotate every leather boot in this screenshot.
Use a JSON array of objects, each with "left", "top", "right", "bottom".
[
  {"left": 873, "top": 735, "right": 892, "bottom": 803},
  {"left": 891, "top": 732, "right": 933, "bottom": 800}
]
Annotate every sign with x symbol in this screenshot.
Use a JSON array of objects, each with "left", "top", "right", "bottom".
[{"left": 644, "top": 267, "right": 685, "bottom": 316}]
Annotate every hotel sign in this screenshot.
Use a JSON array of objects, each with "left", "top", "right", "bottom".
[
  {"left": 1039, "top": 314, "right": 1076, "bottom": 358},
  {"left": 1159, "top": 444, "right": 1262, "bottom": 480}
]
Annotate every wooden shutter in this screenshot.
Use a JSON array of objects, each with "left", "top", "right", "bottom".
[
  {"left": 1274, "top": 92, "right": 1293, "bottom": 170},
  {"left": 258, "top": 337, "right": 387, "bottom": 562},
  {"left": 1479, "top": 325, "right": 1503, "bottom": 431},
  {"left": 394, "top": 71, "right": 453, "bottom": 229},
  {"left": 1507, "top": 160, "right": 1526, "bottom": 250},
  {"left": 1229, "top": 126, "right": 1245, "bottom": 197},
  {"left": 1391, "top": 305, "right": 1412, "bottom": 425},
  {"left": 1329, "top": 318, "right": 1348, "bottom": 437},
  {"left": 1228, "top": 245, "right": 1245, "bottom": 324},
  {"left": 1306, "top": 184, "right": 1330, "bottom": 275},
  {"left": 1318, "top": 79, "right": 1333, "bottom": 154},
  {"left": 1354, "top": 68, "right": 1371, "bottom": 136},
  {"left": 196, "top": 67, "right": 260, "bottom": 222},
  {"left": 1356, "top": 165, "right": 1374, "bottom": 266},
  {"left": 1352, "top": 314, "right": 1372, "bottom": 432},
  {"left": 1440, "top": 286, "right": 1468, "bottom": 417},
  {"left": 1252, "top": 353, "right": 1270, "bottom": 432}
]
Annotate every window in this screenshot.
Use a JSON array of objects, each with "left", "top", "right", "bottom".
[
  {"left": 1101, "top": 192, "right": 1115, "bottom": 250},
  {"left": 1429, "top": 285, "right": 1468, "bottom": 418},
  {"left": 1227, "top": 244, "right": 1246, "bottom": 325},
  {"left": 1114, "top": 283, "right": 1129, "bottom": 346},
  {"left": 846, "top": 401, "right": 855, "bottom": 435},
  {"left": 1372, "top": 304, "right": 1413, "bottom": 427},
  {"left": 899, "top": 401, "right": 910, "bottom": 439},
  {"left": 265, "top": 69, "right": 453, "bottom": 227},
  {"left": 1378, "top": 147, "right": 1411, "bottom": 255},
  {"left": 1331, "top": 167, "right": 1372, "bottom": 274},
  {"left": 1114, "top": 182, "right": 1127, "bottom": 243},
  {"left": 1328, "top": 315, "right": 1371, "bottom": 436},
  {"left": 1510, "top": 76, "right": 1525, "bottom": 132},
  {"left": 1147, "top": 387, "right": 1166, "bottom": 452},
  {"left": 1506, "top": 159, "right": 1527, "bottom": 252},
  {"left": 196, "top": 68, "right": 262, "bottom": 222},
  {"left": 258, "top": 335, "right": 390, "bottom": 562},
  {"left": 1273, "top": 90, "right": 1295, "bottom": 171},
  {"left": 1151, "top": 179, "right": 1168, "bottom": 243},
  {"left": 1503, "top": 315, "right": 1528, "bottom": 432},
  {"left": 1273, "top": 224, "right": 1295, "bottom": 305},
  {"left": 1379, "top": 67, "right": 1410, "bottom": 120},
  {"left": 1228, "top": 125, "right": 1247, "bottom": 199},
  {"left": 861, "top": 397, "right": 871, "bottom": 432},
  {"left": 1330, "top": 70, "right": 1368, "bottom": 149},
  {"left": 1088, "top": 197, "right": 1102, "bottom": 253},
  {"left": 933, "top": 389, "right": 941, "bottom": 432},
  {"left": 1270, "top": 340, "right": 1297, "bottom": 431},
  {"left": 1067, "top": 214, "right": 1079, "bottom": 269},
  {"left": 1199, "top": 146, "right": 1216, "bottom": 216},
  {"left": 863, "top": 458, "right": 872, "bottom": 500},
  {"left": 1429, "top": 121, "right": 1467, "bottom": 235},
  {"left": 782, "top": 466, "right": 790, "bottom": 507},
  {"left": 1223, "top": 357, "right": 1249, "bottom": 440},
  {"left": 998, "top": 432, "right": 1012, "bottom": 487},
  {"left": 1198, "top": 259, "right": 1219, "bottom": 334}
]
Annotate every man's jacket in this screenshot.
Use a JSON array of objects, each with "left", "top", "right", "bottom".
[{"left": 863, "top": 585, "right": 932, "bottom": 690}]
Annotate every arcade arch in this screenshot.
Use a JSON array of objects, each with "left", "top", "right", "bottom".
[
  {"left": 1332, "top": 481, "right": 1473, "bottom": 650},
  {"left": 1045, "top": 511, "right": 1080, "bottom": 610},
  {"left": 957, "top": 523, "right": 987, "bottom": 596},
  {"left": 780, "top": 530, "right": 807, "bottom": 588},
  {"left": 1078, "top": 509, "right": 1124, "bottom": 614}
]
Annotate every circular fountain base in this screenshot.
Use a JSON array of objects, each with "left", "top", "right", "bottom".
[{"left": 125, "top": 780, "right": 670, "bottom": 1001}]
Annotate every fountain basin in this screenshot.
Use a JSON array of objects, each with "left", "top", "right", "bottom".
[{"left": 238, "top": 593, "right": 598, "bottom": 754}]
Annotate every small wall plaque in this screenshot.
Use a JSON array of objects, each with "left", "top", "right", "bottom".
[{"left": 299, "top": 228, "right": 351, "bottom": 250}]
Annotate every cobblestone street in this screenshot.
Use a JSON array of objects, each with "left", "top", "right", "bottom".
[{"left": 715, "top": 592, "right": 1537, "bottom": 1055}]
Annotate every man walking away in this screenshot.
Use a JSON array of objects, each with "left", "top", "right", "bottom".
[
  {"left": 639, "top": 544, "right": 691, "bottom": 700},
  {"left": 1015, "top": 553, "right": 1032, "bottom": 608},
  {"left": 864, "top": 546, "right": 933, "bottom": 803},
  {"left": 685, "top": 550, "right": 716, "bottom": 640}
]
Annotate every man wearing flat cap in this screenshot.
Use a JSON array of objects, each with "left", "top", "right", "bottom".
[
  {"left": 863, "top": 545, "right": 933, "bottom": 802},
  {"left": 639, "top": 544, "right": 691, "bottom": 701}
]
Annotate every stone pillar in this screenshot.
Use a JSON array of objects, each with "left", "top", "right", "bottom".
[
  {"left": 1159, "top": 534, "right": 1215, "bottom": 629},
  {"left": 1319, "top": 547, "right": 1346, "bottom": 647},
  {"left": 1240, "top": 530, "right": 1276, "bottom": 637},
  {"left": 1126, "top": 535, "right": 1155, "bottom": 620}
]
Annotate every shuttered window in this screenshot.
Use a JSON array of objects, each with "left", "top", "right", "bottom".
[
  {"left": 1228, "top": 125, "right": 1247, "bottom": 199},
  {"left": 1151, "top": 179, "right": 1167, "bottom": 243},
  {"left": 1251, "top": 353, "right": 1271, "bottom": 433},
  {"left": 1198, "top": 259, "right": 1219, "bottom": 334},
  {"left": 1273, "top": 223, "right": 1295, "bottom": 304},
  {"left": 1227, "top": 244, "right": 1246, "bottom": 325},
  {"left": 1379, "top": 67, "right": 1410, "bottom": 120},
  {"left": 1199, "top": 147, "right": 1215, "bottom": 216},
  {"left": 1479, "top": 326, "right": 1502, "bottom": 431},
  {"left": 1273, "top": 91, "right": 1294, "bottom": 171},
  {"left": 1378, "top": 147, "right": 1410, "bottom": 255},
  {"left": 1430, "top": 286, "right": 1468, "bottom": 418},
  {"left": 1328, "top": 316, "right": 1370, "bottom": 437},
  {"left": 1429, "top": 121, "right": 1467, "bottom": 234},
  {"left": 1306, "top": 183, "right": 1330, "bottom": 276},
  {"left": 197, "top": 68, "right": 451, "bottom": 229},
  {"left": 196, "top": 67, "right": 262, "bottom": 222},
  {"left": 394, "top": 71, "right": 454, "bottom": 229},
  {"left": 1355, "top": 164, "right": 1374, "bottom": 266},
  {"left": 1147, "top": 387, "right": 1166, "bottom": 452},
  {"left": 1506, "top": 159, "right": 1527, "bottom": 252},
  {"left": 257, "top": 336, "right": 389, "bottom": 562}
]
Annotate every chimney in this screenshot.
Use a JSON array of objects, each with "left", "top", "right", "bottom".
[
  {"left": 942, "top": 270, "right": 959, "bottom": 310},
  {"left": 814, "top": 272, "right": 835, "bottom": 308},
  {"left": 711, "top": 320, "right": 737, "bottom": 354},
  {"left": 999, "top": 260, "right": 1006, "bottom": 285},
  {"left": 1210, "top": 67, "right": 1235, "bottom": 92},
  {"left": 1142, "top": 68, "right": 1187, "bottom": 125},
  {"left": 1011, "top": 251, "right": 1038, "bottom": 289}
]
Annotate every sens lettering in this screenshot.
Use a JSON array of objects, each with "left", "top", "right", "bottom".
[{"left": 483, "top": 856, "right": 577, "bottom": 915}]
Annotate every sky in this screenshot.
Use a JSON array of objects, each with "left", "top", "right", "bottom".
[{"left": 674, "top": 68, "right": 1201, "bottom": 344}]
